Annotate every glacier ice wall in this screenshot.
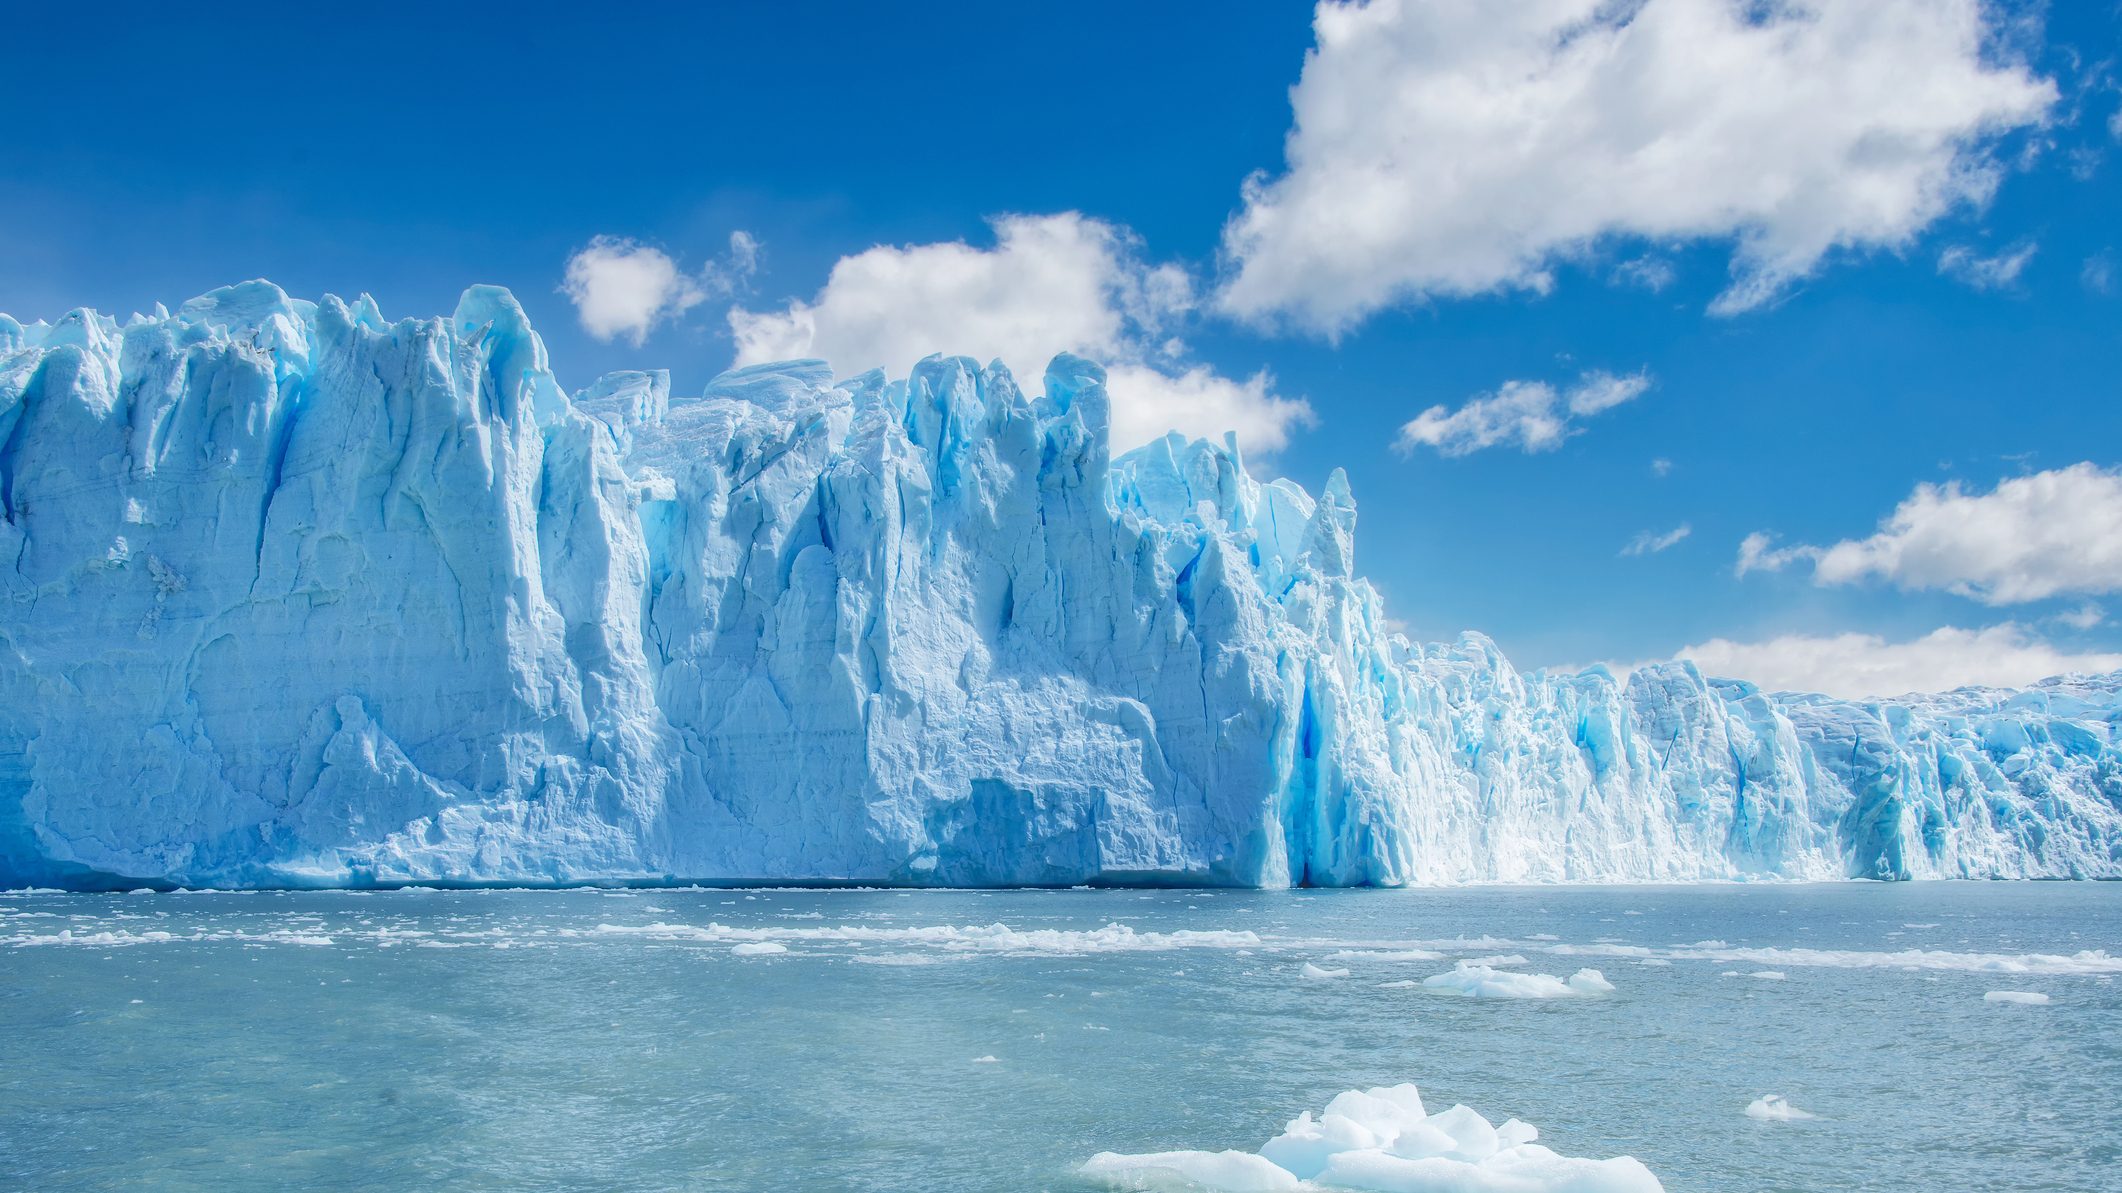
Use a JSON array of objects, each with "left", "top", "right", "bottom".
[{"left": 1, "top": 284, "right": 2117, "bottom": 888}]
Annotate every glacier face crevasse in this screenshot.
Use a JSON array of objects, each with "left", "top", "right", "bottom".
[{"left": 0, "top": 284, "right": 2117, "bottom": 888}]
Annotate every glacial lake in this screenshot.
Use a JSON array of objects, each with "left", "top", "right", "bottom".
[{"left": 4, "top": 883, "right": 2118, "bottom": 1191}]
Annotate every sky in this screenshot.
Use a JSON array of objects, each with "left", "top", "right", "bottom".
[{"left": 3, "top": 0, "right": 2119, "bottom": 698}]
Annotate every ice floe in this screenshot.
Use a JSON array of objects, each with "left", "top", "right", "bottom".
[
  {"left": 1744, "top": 1096, "right": 1817, "bottom": 1122},
  {"left": 580, "top": 921, "right": 1261, "bottom": 955},
  {"left": 1419, "top": 964, "right": 1614, "bottom": 1000},
  {"left": 1983, "top": 990, "right": 2050, "bottom": 1005},
  {"left": 1082, "top": 1083, "right": 1661, "bottom": 1192}
]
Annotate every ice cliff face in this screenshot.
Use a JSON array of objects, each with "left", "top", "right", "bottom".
[{"left": 1, "top": 284, "right": 2117, "bottom": 888}]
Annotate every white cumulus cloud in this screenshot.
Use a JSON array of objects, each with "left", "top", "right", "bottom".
[
  {"left": 1218, "top": 0, "right": 2056, "bottom": 332},
  {"left": 728, "top": 213, "right": 1311, "bottom": 453},
  {"left": 563, "top": 233, "right": 755, "bottom": 346},
  {"left": 1674, "top": 624, "right": 2122, "bottom": 699},
  {"left": 1397, "top": 370, "right": 1650, "bottom": 457},
  {"left": 1739, "top": 463, "right": 2122, "bottom": 604}
]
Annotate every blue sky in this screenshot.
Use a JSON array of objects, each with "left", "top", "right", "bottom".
[{"left": 4, "top": 0, "right": 2119, "bottom": 696}]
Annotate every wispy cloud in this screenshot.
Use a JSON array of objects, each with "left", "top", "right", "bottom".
[
  {"left": 2055, "top": 602, "right": 2107, "bottom": 630},
  {"left": 1621, "top": 524, "right": 1692, "bottom": 557},
  {"left": 1397, "top": 371, "right": 1651, "bottom": 458},
  {"left": 1734, "top": 532, "right": 1820, "bottom": 579},
  {"left": 1937, "top": 242, "right": 2037, "bottom": 291},
  {"left": 1613, "top": 256, "right": 1676, "bottom": 292},
  {"left": 2084, "top": 252, "right": 2114, "bottom": 295}
]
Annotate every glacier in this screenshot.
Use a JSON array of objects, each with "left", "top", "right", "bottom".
[{"left": 0, "top": 282, "right": 2118, "bottom": 890}]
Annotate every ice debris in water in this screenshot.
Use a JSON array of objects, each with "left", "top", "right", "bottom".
[
  {"left": 1301, "top": 963, "right": 1351, "bottom": 980},
  {"left": 729, "top": 941, "right": 787, "bottom": 956},
  {"left": 6, "top": 282, "right": 2122, "bottom": 890},
  {"left": 1419, "top": 964, "right": 1615, "bottom": 999},
  {"left": 1081, "top": 1083, "right": 1662, "bottom": 1192},
  {"left": 1744, "top": 1096, "right": 1817, "bottom": 1122},
  {"left": 1983, "top": 990, "right": 2050, "bottom": 1005}
]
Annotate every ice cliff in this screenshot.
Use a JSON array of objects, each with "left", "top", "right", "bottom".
[{"left": 1, "top": 284, "right": 2117, "bottom": 889}]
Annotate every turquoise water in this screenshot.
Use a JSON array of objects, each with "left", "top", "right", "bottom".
[{"left": 4, "top": 883, "right": 2118, "bottom": 1191}]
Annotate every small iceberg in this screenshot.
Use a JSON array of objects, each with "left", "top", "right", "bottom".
[
  {"left": 1420, "top": 963, "right": 1614, "bottom": 999},
  {"left": 1083, "top": 1083, "right": 1662, "bottom": 1192},
  {"left": 1984, "top": 990, "right": 2050, "bottom": 1005},
  {"left": 1744, "top": 1096, "right": 1817, "bottom": 1122}
]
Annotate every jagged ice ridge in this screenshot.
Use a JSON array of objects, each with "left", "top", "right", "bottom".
[{"left": 1, "top": 283, "right": 2118, "bottom": 888}]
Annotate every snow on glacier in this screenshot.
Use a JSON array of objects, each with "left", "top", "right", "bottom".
[
  {"left": 1080, "top": 1083, "right": 1663, "bottom": 1192},
  {"left": 1, "top": 283, "right": 2120, "bottom": 889}
]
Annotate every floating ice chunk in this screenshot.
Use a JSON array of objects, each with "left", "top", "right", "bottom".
[
  {"left": 1419, "top": 963, "right": 1615, "bottom": 999},
  {"left": 1748, "top": 971, "right": 1787, "bottom": 980},
  {"left": 1459, "top": 954, "right": 1530, "bottom": 968},
  {"left": 583, "top": 921, "right": 1260, "bottom": 954},
  {"left": 1984, "top": 990, "right": 2050, "bottom": 1005},
  {"left": 1302, "top": 963, "right": 1352, "bottom": 980},
  {"left": 971, "top": 1055, "right": 1000, "bottom": 1064},
  {"left": 1081, "top": 1149, "right": 1302, "bottom": 1192},
  {"left": 1426, "top": 1104, "right": 1500, "bottom": 1160},
  {"left": 1327, "top": 949, "right": 1446, "bottom": 963},
  {"left": 1497, "top": 1118, "right": 1539, "bottom": 1149},
  {"left": 1084, "top": 1083, "right": 1661, "bottom": 1192},
  {"left": 1744, "top": 1096, "right": 1817, "bottom": 1121},
  {"left": 730, "top": 942, "right": 788, "bottom": 956},
  {"left": 1261, "top": 1109, "right": 1386, "bottom": 1179},
  {"left": 1666, "top": 944, "right": 2122, "bottom": 976},
  {"left": 1378, "top": 980, "right": 1420, "bottom": 989}
]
